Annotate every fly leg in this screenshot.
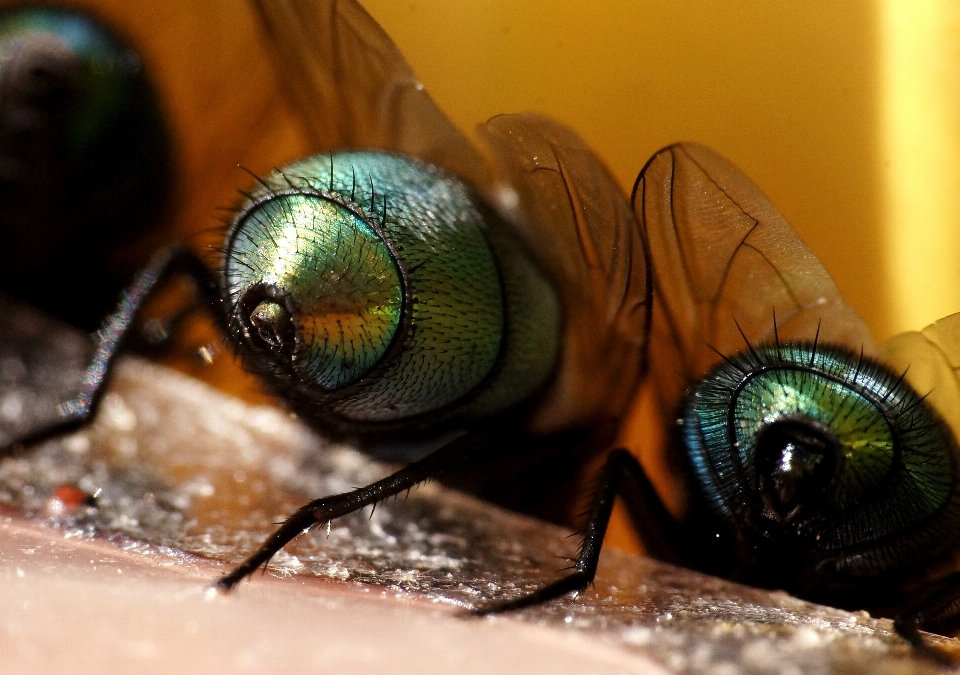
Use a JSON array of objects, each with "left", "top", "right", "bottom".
[
  {"left": 0, "top": 246, "right": 220, "bottom": 455},
  {"left": 216, "top": 429, "right": 492, "bottom": 591},
  {"left": 893, "top": 575, "right": 960, "bottom": 667},
  {"left": 475, "top": 447, "right": 676, "bottom": 614}
]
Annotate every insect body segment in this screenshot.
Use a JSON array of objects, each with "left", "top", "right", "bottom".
[
  {"left": 682, "top": 342, "right": 960, "bottom": 597},
  {"left": 672, "top": 332, "right": 960, "bottom": 663},
  {"left": 226, "top": 164, "right": 406, "bottom": 393},
  {"left": 223, "top": 152, "right": 562, "bottom": 432},
  {"left": 0, "top": 7, "right": 171, "bottom": 329}
]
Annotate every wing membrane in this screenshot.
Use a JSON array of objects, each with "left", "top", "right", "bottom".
[
  {"left": 881, "top": 313, "right": 960, "bottom": 439},
  {"left": 479, "top": 113, "right": 650, "bottom": 434},
  {"left": 252, "top": 0, "right": 489, "bottom": 187},
  {"left": 634, "top": 143, "right": 874, "bottom": 414}
]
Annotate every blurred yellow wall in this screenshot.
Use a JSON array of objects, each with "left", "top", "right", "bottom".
[
  {"left": 10, "top": 0, "right": 960, "bottom": 338},
  {"left": 880, "top": 0, "right": 960, "bottom": 337}
]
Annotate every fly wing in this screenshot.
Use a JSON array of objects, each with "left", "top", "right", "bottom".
[
  {"left": 881, "top": 313, "right": 960, "bottom": 440},
  {"left": 251, "top": 0, "right": 489, "bottom": 188},
  {"left": 634, "top": 143, "right": 874, "bottom": 416},
  {"left": 478, "top": 113, "right": 651, "bottom": 435}
]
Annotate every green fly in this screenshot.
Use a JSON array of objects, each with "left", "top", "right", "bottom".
[
  {"left": 4, "top": 0, "right": 960, "bottom": 664},
  {"left": 0, "top": 5, "right": 172, "bottom": 330}
]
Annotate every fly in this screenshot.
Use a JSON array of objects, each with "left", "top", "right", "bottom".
[{"left": 0, "top": 5, "right": 172, "bottom": 330}]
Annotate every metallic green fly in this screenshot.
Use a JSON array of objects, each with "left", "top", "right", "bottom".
[{"left": 0, "top": 5, "right": 172, "bottom": 330}]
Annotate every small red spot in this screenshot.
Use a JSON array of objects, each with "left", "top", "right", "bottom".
[{"left": 43, "top": 484, "right": 95, "bottom": 517}]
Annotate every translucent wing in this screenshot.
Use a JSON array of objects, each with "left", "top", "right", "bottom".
[
  {"left": 634, "top": 143, "right": 875, "bottom": 417},
  {"left": 251, "top": 0, "right": 489, "bottom": 188},
  {"left": 881, "top": 313, "right": 960, "bottom": 440},
  {"left": 479, "top": 113, "right": 650, "bottom": 434}
]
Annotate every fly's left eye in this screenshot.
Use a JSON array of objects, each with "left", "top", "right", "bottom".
[{"left": 681, "top": 342, "right": 960, "bottom": 582}]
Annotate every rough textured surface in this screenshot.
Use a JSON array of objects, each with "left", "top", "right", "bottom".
[{"left": 0, "top": 293, "right": 957, "bottom": 674}]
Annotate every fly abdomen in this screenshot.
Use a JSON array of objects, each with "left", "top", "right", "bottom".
[{"left": 222, "top": 152, "right": 561, "bottom": 436}]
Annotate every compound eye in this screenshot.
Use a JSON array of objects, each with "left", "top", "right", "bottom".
[{"left": 755, "top": 419, "right": 840, "bottom": 521}]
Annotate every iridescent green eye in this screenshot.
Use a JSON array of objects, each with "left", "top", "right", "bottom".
[
  {"left": 681, "top": 342, "right": 960, "bottom": 581},
  {"left": 223, "top": 152, "right": 561, "bottom": 430}
]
